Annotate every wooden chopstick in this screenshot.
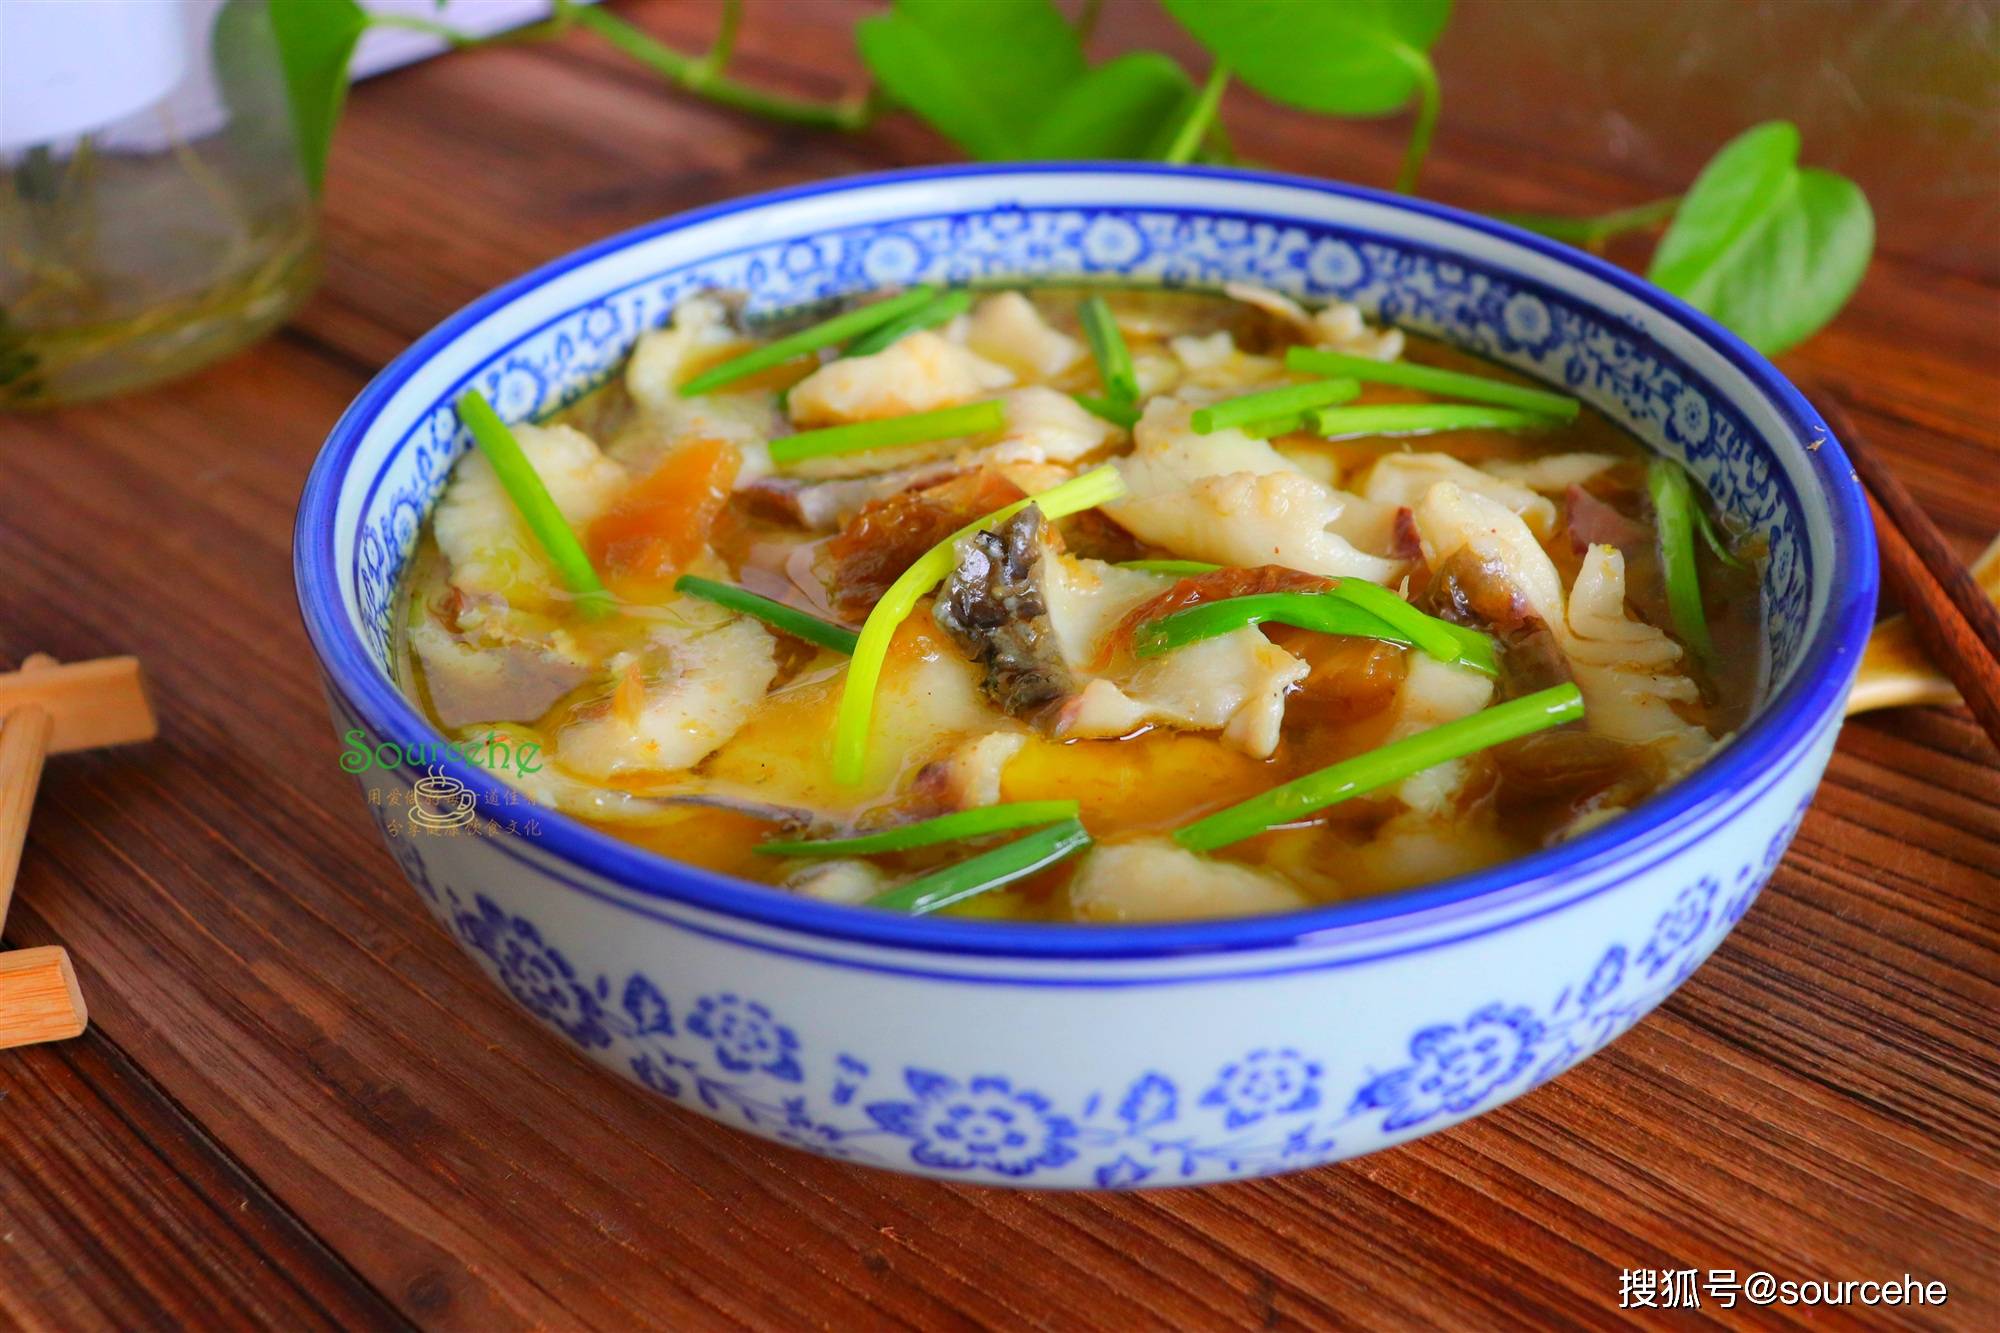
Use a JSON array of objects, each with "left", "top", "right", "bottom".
[{"left": 1813, "top": 391, "right": 2000, "bottom": 751}]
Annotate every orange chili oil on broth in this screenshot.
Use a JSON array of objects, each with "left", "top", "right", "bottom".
[{"left": 395, "top": 285, "right": 1763, "bottom": 923}]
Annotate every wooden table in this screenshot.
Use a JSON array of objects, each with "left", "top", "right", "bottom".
[{"left": 3, "top": 4, "right": 1995, "bottom": 1327}]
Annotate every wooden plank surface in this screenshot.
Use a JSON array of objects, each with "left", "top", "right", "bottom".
[{"left": 2, "top": 3, "right": 1994, "bottom": 1328}]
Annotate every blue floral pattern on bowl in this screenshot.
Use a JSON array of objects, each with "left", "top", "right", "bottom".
[{"left": 394, "top": 792, "right": 1815, "bottom": 1186}]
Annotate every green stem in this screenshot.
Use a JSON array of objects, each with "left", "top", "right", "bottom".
[
  {"left": 367, "top": 11, "right": 570, "bottom": 47},
  {"left": 1198, "top": 115, "right": 1240, "bottom": 166},
  {"left": 697, "top": 0, "right": 743, "bottom": 81},
  {"left": 1392, "top": 51, "right": 1441, "bottom": 194},
  {"left": 1074, "top": 0, "right": 1106, "bottom": 43},
  {"left": 369, "top": 2, "right": 870, "bottom": 131},
  {"left": 568, "top": 5, "right": 876, "bottom": 131},
  {"left": 1164, "top": 63, "right": 1230, "bottom": 167},
  {"left": 1499, "top": 197, "right": 1683, "bottom": 253}
]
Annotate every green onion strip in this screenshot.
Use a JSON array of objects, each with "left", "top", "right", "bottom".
[
  {"left": 832, "top": 465, "right": 1128, "bottom": 786},
  {"left": 674, "top": 576, "right": 858, "bottom": 654},
  {"left": 679, "top": 285, "right": 939, "bottom": 396},
  {"left": 1191, "top": 377, "right": 1360, "bottom": 434},
  {"left": 841, "top": 290, "right": 973, "bottom": 359},
  {"left": 1175, "top": 684, "right": 1585, "bottom": 851},
  {"left": 1238, "top": 414, "right": 1314, "bottom": 439},
  {"left": 868, "top": 819, "right": 1093, "bottom": 915},
  {"left": 1321, "top": 579, "right": 1463, "bottom": 662},
  {"left": 1691, "top": 495, "right": 1748, "bottom": 570},
  {"left": 455, "top": 388, "right": 615, "bottom": 618},
  {"left": 757, "top": 800, "right": 1080, "bottom": 857},
  {"left": 1647, "top": 458, "right": 1718, "bottom": 666},
  {"left": 1312, "top": 404, "right": 1562, "bottom": 438},
  {"left": 1072, "top": 392, "right": 1141, "bottom": 429},
  {"left": 1080, "top": 296, "right": 1140, "bottom": 406},
  {"left": 769, "top": 399, "right": 1006, "bottom": 465},
  {"left": 1117, "top": 558, "right": 1223, "bottom": 576},
  {"left": 1135, "top": 591, "right": 1496, "bottom": 676},
  {"left": 1285, "top": 346, "right": 1581, "bottom": 419}
]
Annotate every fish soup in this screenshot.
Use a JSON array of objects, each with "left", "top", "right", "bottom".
[{"left": 396, "top": 284, "right": 1761, "bottom": 922}]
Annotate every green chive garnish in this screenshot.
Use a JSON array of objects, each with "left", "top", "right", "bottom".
[
  {"left": 1174, "top": 684, "right": 1585, "bottom": 851},
  {"left": 1312, "top": 404, "right": 1562, "bottom": 438},
  {"left": 1135, "top": 591, "right": 1496, "bottom": 676},
  {"left": 834, "top": 465, "right": 1127, "bottom": 786},
  {"left": 1648, "top": 458, "right": 1717, "bottom": 666},
  {"left": 1239, "top": 414, "right": 1313, "bottom": 439},
  {"left": 1191, "top": 378, "right": 1361, "bottom": 434},
  {"left": 869, "top": 819, "right": 1092, "bottom": 914},
  {"left": 1285, "top": 346, "right": 1581, "bottom": 419},
  {"left": 757, "top": 800, "right": 1080, "bottom": 857},
  {"left": 1117, "top": 559, "right": 1223, "bottom": 576},
  {"left": 841, "top": 290, "right": 973, "bottom": 359},
  {"left": 678, "top": 285, "right": 939, "bottom": 397},
  {"left": 1322, "top": 580, "right": 1462, "bottom": 663},
  {"left": 1080, "top": 296, "right": 1139, "bottom": 406},
  {"left": 1691, "top": 495, "right": 1748, "bottom": 571},
  {"left": 769, "top": 399, "right": 1006, "bottom": 465},
  {"left": 674, "top": 575, "right": 859, "bottom": 654},
  {"left": 1072, "top": 392, "right": 1141, "bottom": 429},
  {"left": 455, "top": 388, "right": 614, "bottom": 618}
]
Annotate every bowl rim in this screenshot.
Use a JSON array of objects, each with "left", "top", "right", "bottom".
[{"left": 294, "top": 162, "right": 1877, "bottom": 961}]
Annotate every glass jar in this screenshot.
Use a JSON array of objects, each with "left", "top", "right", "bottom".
[{"left": 0, "top": 0, "right": 320, "bottom": 408}]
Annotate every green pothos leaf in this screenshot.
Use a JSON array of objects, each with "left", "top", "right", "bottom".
[
  {"left": 1160, "top": 0, "right": 1451, "bottom": 117},
  {"left": 856, "top": 0, "right": 1087, "bottom": 160},
  {"left": 268, "top": 0, "right": 371, "bottom": 193},
  {"left": 1648, "top": 121, "right": 1874, "bottom": 355},
  {"left": 1025, "top": 53, "right": 1196, "bottom": 160}
]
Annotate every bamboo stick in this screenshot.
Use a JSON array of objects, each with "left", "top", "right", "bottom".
[
  {"left": 0, "top": 654, "right": 155, "bottom": 755},
  {"left": 0, "top": 651, "right": 154, "bottom": 1050},
  {"left": 1848, "top": 532, "right": 2000, "bottom": 717},
  {"left": 0, "top": 654, "right": 56, "bottom": 931},
  {"left": 0, "top": 946, "right": 87, "bottom": 1049}
]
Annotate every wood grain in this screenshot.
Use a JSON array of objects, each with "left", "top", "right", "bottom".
[
  {"left": 0, "top": 2, "right": 1993, "bottom": 1328},
  {"left": 0, "top": 1029, "right": 405, "bottom": 1330}
]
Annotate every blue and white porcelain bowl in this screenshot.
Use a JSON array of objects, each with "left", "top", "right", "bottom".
[{"left": 294, "top": 166, "right": 1876, "bottom": 1188}]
